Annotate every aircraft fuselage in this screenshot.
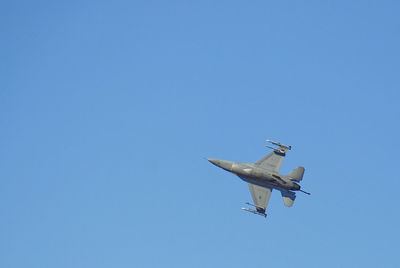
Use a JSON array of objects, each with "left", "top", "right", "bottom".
[{"left": 208, "top": 159, "right": 300, "bottom": 191}]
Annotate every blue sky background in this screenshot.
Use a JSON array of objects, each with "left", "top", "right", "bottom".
[{"left": 1, "top": 1, "right": 400, "bottom": 267}]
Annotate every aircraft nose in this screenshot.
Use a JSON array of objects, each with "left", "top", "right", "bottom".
[
  {"left": 207, "top": 159, "right": 219, "bottom": 165},
  {"left": 207, "top": 159, "right": 233, "bottom": 171}
]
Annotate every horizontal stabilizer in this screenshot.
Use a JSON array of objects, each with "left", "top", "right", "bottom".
[
  {"left": 280, "top": 190, "right": 296, "bottom": 207},
  {"left": 287, "top": 166, "right": 305, "bottom": 182}
]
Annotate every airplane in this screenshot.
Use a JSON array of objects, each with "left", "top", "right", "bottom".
[{"left": 208, "top": 139, "right": 310, "bottom": 218}]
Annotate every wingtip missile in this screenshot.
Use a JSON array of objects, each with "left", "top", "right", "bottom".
[
  {"left": 241, "top": 207, "right": 267, "bottom": 218},
  {"left": 266, "top": 139, "right": 291, "bottom": 150}
]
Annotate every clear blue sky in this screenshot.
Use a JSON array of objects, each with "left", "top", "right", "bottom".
[{"left": 1, "top": 1, "right": 400, "bottom": 267}]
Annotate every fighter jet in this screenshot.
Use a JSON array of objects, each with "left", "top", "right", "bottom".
[{"left": 208, "top": 139, "right": 309, "bottom": 218}]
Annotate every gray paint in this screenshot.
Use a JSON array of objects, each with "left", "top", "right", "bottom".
[{"left": 208, "top": 140, "right": 308, "bottom": 218}]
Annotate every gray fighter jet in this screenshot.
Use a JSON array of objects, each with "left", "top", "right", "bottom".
[{"left": 208, "top": 139, "right": 309, "bottom": 218}]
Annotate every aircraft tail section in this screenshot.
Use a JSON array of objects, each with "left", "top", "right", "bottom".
[
  {"left": 287, "top": 166, "right": 305, "bottom": 182},
  {"left": 280, "top": 190, "right": 296, "bottom": 207}
]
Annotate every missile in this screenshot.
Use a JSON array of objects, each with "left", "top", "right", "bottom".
[
  {"left": 266, "top": 139, "right": 291, "bottom": 150},
  {"left": 241, "top": 207, "right": 267, "bottom": 218},
  {"left": 245, "top": 202, "right": 265, "bottom": 210}
]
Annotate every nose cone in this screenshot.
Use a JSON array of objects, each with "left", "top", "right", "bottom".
[{"left": 207, "top": 159, "right": 233, "bottom": 171}]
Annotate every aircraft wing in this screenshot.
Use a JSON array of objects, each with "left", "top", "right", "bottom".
[
  {"left": 255, "top": 151, "right": 285, "bottom": 172},
  {"left": 248, "top": 183, "right": 272, "bottom": 212}
]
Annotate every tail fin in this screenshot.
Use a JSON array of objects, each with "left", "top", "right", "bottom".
[{"left": 287, "top": 166, "right": 305, "bottom": 182}]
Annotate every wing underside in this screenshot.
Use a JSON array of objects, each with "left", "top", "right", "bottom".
[
  {"left": 255, "top": 151, "right": 285, "bottom": 172},
  {"left": 248, "top": 183, "right": 272, "bottom": 212}
]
